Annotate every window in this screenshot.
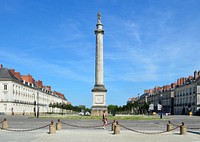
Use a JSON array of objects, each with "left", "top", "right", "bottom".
[
  {"left": 190, "top": 87, "right": 192, "bottom": 95},
  {"left": 4, "top": 85, "right": 7, "bottom": 90},
  {"left": 197, "top": 86, "right": 200, "bottom": 93},
  {"left": 186, "top": 88, "right": 188, "bottom": 95},
  {"left": 193, "top": 87, "right": 196, "bottom": 94}
]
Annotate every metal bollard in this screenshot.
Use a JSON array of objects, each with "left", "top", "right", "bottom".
[
  {"left": 180, "top": 122, "right": 187, "bottom": 135},
  {"left": 2, "top": 118, "right": 8, "bottom": 129},
  {"left": 114, "top": 121, "right": 120, "bottom": 134},
  {"left": 111, "top": 120, "right": 116, "bottom": 131},
  {"left": 56, "top": 119, "right": 62, "bottom": 130},
  {"left": 49, "top": 121, "right": 56, "bottom": 134},
  {"left": 167, "top": 121, "right": 173, "bottom": 132}
]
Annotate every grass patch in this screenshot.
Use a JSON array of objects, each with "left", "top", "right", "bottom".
[
  {"left": 39, "top": 115, "right": 160, "bottom": 120},
  {"left": 108, "top": 115, "right": 160, "bottom": 120}
]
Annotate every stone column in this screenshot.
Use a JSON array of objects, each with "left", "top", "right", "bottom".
[
  {"left": 95, "top": 15, "right": 104, "bottom": 86},
  {"left": 91, "top": 12, "right": 107, "bottom": 116}
]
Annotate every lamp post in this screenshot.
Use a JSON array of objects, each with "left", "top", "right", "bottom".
[
  {"left": 37, "top": 91, "right": 39, "bottom": 118},
  {"left": 160, "top": 94, "right": 163, "bottom": 119},
  {"left": 62, "top": 100, "right": 64, "bottom": 115},
  {"left": 34, "top": 100, "right": 36, "bottom": 117}
]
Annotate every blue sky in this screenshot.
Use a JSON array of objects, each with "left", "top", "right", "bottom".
[{"left": 0, "top": 0, "right": 200, "bottom": 108}]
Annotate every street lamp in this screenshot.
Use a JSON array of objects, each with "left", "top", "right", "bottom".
[
  {"left": 160, "top": 94, "right": 163, "bottom": 119},
  {"left": 34, "top": 100, "right": 36, "bottom": 117},
  {"left": 37, "top": 91, "right": 39, "bottom": 118}
]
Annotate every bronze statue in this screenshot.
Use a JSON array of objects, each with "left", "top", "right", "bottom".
[{"left": 97, "top": 11, "right": 101, "bottom": 23}]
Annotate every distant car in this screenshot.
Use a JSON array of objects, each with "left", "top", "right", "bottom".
[
  {"left": 0, "top": 112, "right": 5, "bottom": 115},
  {"left": 194, "top": 109, "right": 200, "bottom": 116},
  {"left": 152, "top": 112, "right": 156, "bottom": 115},
  {"left": 165, "top": 113, "right": 171, "bottom": 116},
  {"left": 85, "top": 112, "right": 91, "bottom": 116},
  {"left": 79, "top": 112, "right": 84, "bottom": 116}
]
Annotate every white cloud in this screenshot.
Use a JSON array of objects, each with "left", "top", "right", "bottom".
[{"left": 0, "top": 49, "right": 93, "bottom": 83}]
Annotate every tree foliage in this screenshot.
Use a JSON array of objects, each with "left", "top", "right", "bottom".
[
  {"left": 49, "top": 103, "right": 88, "bottom": 113},
  {"left": 108, "top": 100, "right": 150, "bottom": 115}
]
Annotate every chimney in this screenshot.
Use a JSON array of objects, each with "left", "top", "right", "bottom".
[
  {"left": 149, "top": 89, "right": 153, "bottom": 94},
  {"left": 198, "top": 70, "right": 200, "bottom": 77},
  {"left": 180, "top": 78, "right": 185, "bottom": 85},
  {"left": 166, "top": 85, "right": 170, "bottom": 91},
  {"left": 188, "top": 76, "right": 193, "bottom": 80},
  {"left": 46, "top": 86, "right": 51, "bottom": 91},
  {"left": 194, "top": 71, "right": 198, "bottom": 79},
  {"left": 14, "top": 72, "right": 21, "bottom": 80},
  {"left": 21, "top": 74, "right": 34, "bottom": 84},
  {"left": 37, "top": 80, "right": 43, "bottom": 88},
  {"left": 177, "top": 79, "right": 180, "bottom": 86},
  {"left": 144, "top": 90, "right": 149, "bottom": 94},
  {"left": 183, "top": 78, "right": 186, "bottom": 85},
  {"left": 9, "top": 69, "right": 15, "bottom": 75},
  {"left": 171, "top": 83, "right": 177, "bottom": 88}
]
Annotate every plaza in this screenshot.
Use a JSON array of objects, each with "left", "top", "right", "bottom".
[{"left": 0, "top": 115, "right": 199, "bottom": 142}]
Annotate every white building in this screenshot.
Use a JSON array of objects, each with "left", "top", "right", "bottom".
[{"left": 0, "top": 65, "right": 68, "bottom": 115}]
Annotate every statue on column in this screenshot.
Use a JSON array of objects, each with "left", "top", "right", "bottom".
[{"left": 97, "top": 11, "right": 101, "bottom": 24}]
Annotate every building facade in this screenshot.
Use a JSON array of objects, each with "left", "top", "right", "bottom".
[
  {"left": 0, "top": 64, "right": 68, "bottom": 115},
  {"left": 137, "top": 70, "right": 200, "bottom": 115},
  {"left": 174, "top": 73, "right": 200, "bottom": 114}
]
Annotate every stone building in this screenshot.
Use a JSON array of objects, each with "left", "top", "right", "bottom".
[
  {"left": 174, "top": 72, "right": 200, "bottom": 114},
  {"left": 137, "top": 70, "right": 200, "bottom": 115},
  {"left": 0, "top": 64, "right": 68, "bottom": 115}
]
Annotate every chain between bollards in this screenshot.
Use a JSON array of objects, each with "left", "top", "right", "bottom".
[
  {"left": 60, "top": 120, "right": 112, "bottom": 128},
  {"left": 2, "top": 118, "right": 199, "bottom": 136},
  {"left": 117, "top": 120, "right": 182, "bottom": 135}
]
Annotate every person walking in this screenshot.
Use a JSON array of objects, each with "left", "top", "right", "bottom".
[{"left": 102, "top": 110, "right": 107, "bottom": 129}]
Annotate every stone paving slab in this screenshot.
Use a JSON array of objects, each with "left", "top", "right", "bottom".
[{"left": 0, "top": 129, "right": 199, "bottom": 142}]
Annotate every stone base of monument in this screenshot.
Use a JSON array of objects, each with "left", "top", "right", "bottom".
[{"left": 91, "top": 106, "right": 107, "bottom": 116}]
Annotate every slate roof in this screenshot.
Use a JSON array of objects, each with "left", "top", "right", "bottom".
[{"left": 0, "top": 67, "right": 20, "bottom": 81}]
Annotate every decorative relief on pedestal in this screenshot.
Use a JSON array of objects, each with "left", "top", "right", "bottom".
[{"left": 95, "top": 95, "right": 104, "bottom": 104}]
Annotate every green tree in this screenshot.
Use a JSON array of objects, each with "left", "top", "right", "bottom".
[{"left": 108, "top": 105, "right": 118, "bottom": 113}]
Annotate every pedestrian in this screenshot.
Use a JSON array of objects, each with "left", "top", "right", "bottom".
[{"left": 102, "top": 110, "right": 107, "bottom": 129}]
